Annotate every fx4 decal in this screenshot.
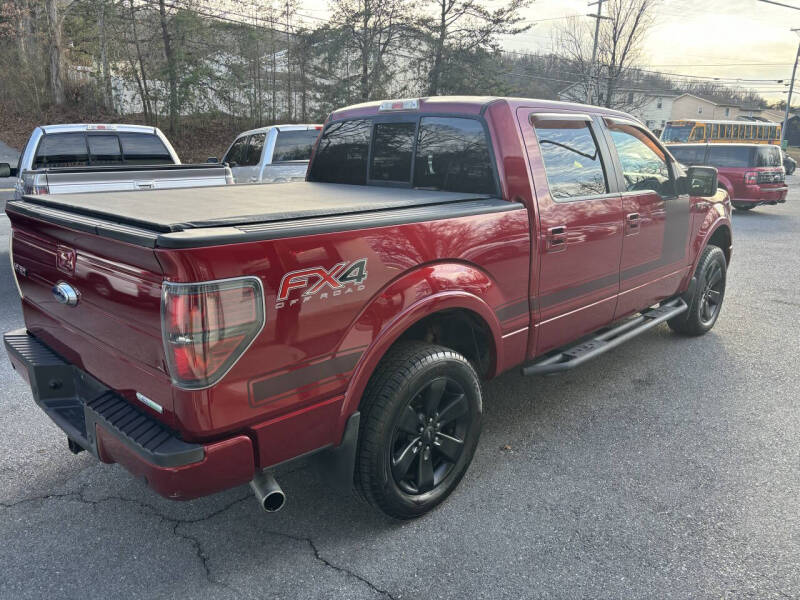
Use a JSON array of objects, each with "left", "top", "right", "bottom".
[{"left": 276, "top": 258, "right": 368, "bottom": 308}]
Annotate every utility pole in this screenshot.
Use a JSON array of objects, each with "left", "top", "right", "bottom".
[
  {"left": 586, "top": 0, "right": 611, "bottom": 105},
  {"left": 782, "top": 29, "right": 800, "bottom": 147},
  {"left": 757, "top": 0, "right": 800, "bottom": 146}
]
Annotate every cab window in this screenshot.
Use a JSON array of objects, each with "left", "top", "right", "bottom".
[
  {"left": 223, "top": 137, "right": 248, "bottom": 166},
  {"left": 413, "top": 117, "right": 495, "bottom": 193},
  {"left": 371, "top": 122, "right": 415, "bottom": 183},
  {"left": 607, "top": 123, "right": 673, "bottom": 197},
  {"left": 532, "top": 118, "right": 608, "bottom": 200},
  {"left": 33, "top": 133, "right": 89, "bottom": 168},
  {"left": 309, "top": 119, "right": 371, "bottom": 185}
]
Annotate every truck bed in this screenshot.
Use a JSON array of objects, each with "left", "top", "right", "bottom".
[
  {"left": 7, "top": 182, "right": 515, "bottom": 249},
  {"left": 20, "top": 182, "right": 493, "bottom": 232}
]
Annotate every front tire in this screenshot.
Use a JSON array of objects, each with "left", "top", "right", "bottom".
[
  {"left": 668, "top": 245, "right": 727, "bottom": 336},
  {"left": 355, "top": 342, "right": 482, "bottom": 519}
]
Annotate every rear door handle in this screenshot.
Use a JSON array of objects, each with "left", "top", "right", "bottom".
[
  {"left": 546, "top": 225, "right": 567, "bottom": 252},
  {"left": 135, "top": 181, "right": 155, "bottom": 189}
]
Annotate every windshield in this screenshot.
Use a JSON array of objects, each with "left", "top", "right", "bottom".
[{"left": 661, "top": 124, "right": 694, "bottom": 143}]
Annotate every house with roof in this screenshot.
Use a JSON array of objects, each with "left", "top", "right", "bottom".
[
  {"left": 557, "top": 83, "right": 677, "bottom": 134},
  {"left": 670, "top": 93, "right": 742, "bottom": 120}
]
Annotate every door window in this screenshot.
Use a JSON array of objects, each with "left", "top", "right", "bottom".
[
  {"left": 223, "top": 137, "right": 248, "bottom": 166},
  {"left": 669, "top": 145, "right": 706, "bottom": 166},
  {"left": 242, "top": 133, "right": 266, "bottom": 166},
  {"left": 607, "top": 123, "right": 673, "bottom": 196},
  {"left": 532, "top": 117, "right": 608, "bottom": 200}
]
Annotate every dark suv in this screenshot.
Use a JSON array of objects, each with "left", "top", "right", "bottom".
[{"left": 668, "top": 143, "right": 787, "bottom": 211}]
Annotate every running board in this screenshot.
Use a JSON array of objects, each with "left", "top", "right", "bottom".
[{"left": 521, "top": 297, "right": 688, "bottom": 376}]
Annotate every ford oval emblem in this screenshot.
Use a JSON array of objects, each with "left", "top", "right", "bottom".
[{"left": 53, "top": 282, "right": 79, "bottom": 306}]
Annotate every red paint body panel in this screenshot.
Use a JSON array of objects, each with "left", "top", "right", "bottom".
[{"left": 6, "top": 97, "right": 732, "bottom": 501}]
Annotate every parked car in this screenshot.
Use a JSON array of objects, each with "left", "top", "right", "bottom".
[
  {"left": 4, "top": 97, "right": 731, "bottom": 519},
  {"left": 219, "top": 124, "right": 321, "bottom": 184},
  {"left": 0, "top": 124, "right": 233, "bottom": 200},
  {"left": 782, "top": 150, "right": 796, "bottom": 175},
  {"left": 667, "top": 142, "right": 787, "bottom": 211}
]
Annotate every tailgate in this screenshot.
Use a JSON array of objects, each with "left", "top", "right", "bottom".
[
  {"left": 42, "top": 167, "right": 229, "bottom": 195},
  {"left": 6, "top": 208, "right": 174, "bottom": 418}
]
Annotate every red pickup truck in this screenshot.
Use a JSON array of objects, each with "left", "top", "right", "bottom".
[{"left": 4, "top": 97, "right": 732, "bottom": 519}]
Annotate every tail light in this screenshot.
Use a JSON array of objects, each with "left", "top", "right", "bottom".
[
  {"left": 22, "top": 173, "right": 49, "bottom": 195},
  {"left": 161, "top": 277, "right": 265, "bottom": 389},
  {"left": 744, "top": 171, "right": 757, "bottom": 185}
]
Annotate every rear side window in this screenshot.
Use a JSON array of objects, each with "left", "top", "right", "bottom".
[
  {"left": 371, "top": 122, "right": 415, "bottom": 182},
  {"left": 87, "top": 135, "right": 122, "bottom": 165},
  {"left": 242, "top": 133, "right": 266, "bottom": 166},
  {"left": 754, "top": 146, "right": 781, "bottom": 167},
  {"left": 413, "top": 117, "right": 495, "bottom": 193},
  {"left": 707, "top": 146, "right": 751, "bottom": 168},
  {"left": 669, "top": 146, "right": 706, "bottom": 166},
  {"left": 118, "top": 133, "right": 172, "bottom": 164},
  {"left": 533, "top": 119, "right": 608, "bottom": 199},
  {"left": 33, "top": 133, "right": 89, "bottom": 168},
  {"left": 309, "top": 120, "right": 371, "bottom": 185},
  {"left": 224, "top": 137, "right": 248, "bottom": 166},
  {"left": 273, "top": 130, "right": 319, "bottom": 162}
]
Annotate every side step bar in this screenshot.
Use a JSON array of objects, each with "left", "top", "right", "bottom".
[{"left": 521, "top": 297, "right": 688, "bottom": 376}]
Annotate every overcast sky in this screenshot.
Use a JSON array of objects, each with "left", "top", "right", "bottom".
[{"left": 300, "top": 0, "right": 800, "bottom": 104}]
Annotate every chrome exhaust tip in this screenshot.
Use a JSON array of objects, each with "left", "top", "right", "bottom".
[{"left": 249, "top": 471, "right": 286, "bottom": 512}]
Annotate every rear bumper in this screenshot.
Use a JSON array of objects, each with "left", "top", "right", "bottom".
[
  {"left": 4, "top": 329, "right": 255, "bottom": 499},
  {"left": 737, "top": 185, "right": 788, "bottom": 204}
]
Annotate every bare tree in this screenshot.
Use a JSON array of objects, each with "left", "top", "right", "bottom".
[
  {"left": 418, "top": 0, "right": 530, "bottom": 96},
  {"left": 329, "top": 0, "right": 409, "bottom": 102},
  {"left": 554, "top": 0, "right": 655, "bottom": 110}
]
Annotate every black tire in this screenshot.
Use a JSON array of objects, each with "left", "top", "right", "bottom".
[
  {"left": 355, "top": 342, "right": 482, "bottom": 519},
  {"left": 668, "top": 245, "right": 727, "bottom": 336},
  {"left": 733, "top": 203, "right": 754, "bottom": 211}
]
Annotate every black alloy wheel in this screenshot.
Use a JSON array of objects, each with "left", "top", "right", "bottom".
[
  {"left": 355, "top": 342, "right": 482, "bottom": 519},
  {"left": 699, "top": 259, "right": 724, "bottom": 327},
  {"left": 390, "top": 376, "right": 470, "bottom": 495}
]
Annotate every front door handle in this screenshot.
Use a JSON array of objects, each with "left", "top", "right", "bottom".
[
  {"left": 626, "top": 212, "right": 640, "bottom": 235},
  {"left": 546, "top": 225, "right": 567, "bottom": 252}
]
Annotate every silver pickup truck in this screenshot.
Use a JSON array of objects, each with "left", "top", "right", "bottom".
[
  {"left": 0, "top": 124, "right": 233, "bottom": 199},
  {"left": 219, "top": 124, "right": 321, "bottom": 184}
]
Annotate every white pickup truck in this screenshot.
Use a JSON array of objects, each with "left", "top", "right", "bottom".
[
  {"left": 219, "top": 124, "right": 321, "bottom": 184},
  {"left": 0, "top": 124, "right": 233, "bottom": 200}
]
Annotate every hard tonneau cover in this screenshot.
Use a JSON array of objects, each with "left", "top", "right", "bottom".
[{"left": 18, "top": 181, "right": 495, "bottom": 232}]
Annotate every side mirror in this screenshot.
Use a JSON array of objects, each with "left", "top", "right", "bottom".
[
  {"left": 0, "top": 163, "right": 11, "bottom": 178},
  {"left": 206, "top": 156, "right": 219, "bottom": 164},
  {"left": 682, "top": 166, "right": 718, "bottom": 197}
]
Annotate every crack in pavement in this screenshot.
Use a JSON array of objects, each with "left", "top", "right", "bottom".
[{"left": 1, "top": 487, "right": 399, "bottom": 600}]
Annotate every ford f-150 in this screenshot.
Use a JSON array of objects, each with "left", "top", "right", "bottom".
[
  {"left": 0, "top": 124, "right": 233, "bottom": 199},
  {"left": 4, "top": 97, "right": 732, "bottom": 519}
]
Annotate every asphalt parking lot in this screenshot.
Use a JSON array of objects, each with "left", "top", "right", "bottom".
[{"left": 0, "top": 183, "right": 798, "bottom": 599}]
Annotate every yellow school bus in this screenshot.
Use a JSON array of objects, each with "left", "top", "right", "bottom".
[{"left": 661, "top": 120, "right": 781, "bottom": 145}]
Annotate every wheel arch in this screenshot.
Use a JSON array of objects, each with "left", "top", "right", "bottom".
[{"left": 337, "top": 262, "right": 509, "bottom": 432}]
